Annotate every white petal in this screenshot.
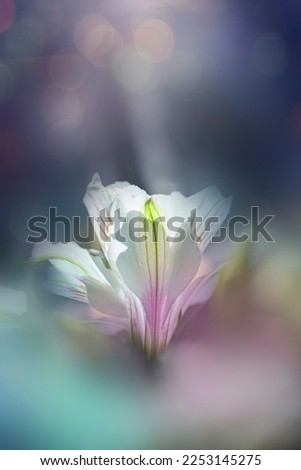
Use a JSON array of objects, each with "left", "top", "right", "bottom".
[
  {"left": 31, "top": 241, "right": 103, "bottom": 280},
  {"left": 163, "top": 265, "right": 222, "bottom": 345},
  {"left": 32, "top": 241, "right": 127, "bottom": 320},
  {"left": 83, "top": 173, "right": 148, "bottom": 248},
  {"left": 84, "top": 315, "right": 129, "bottom": 335},
  {"left": 84, "top": 277, "right": 127, "bottom": 318},
  {"left": 176, "top": 265, "right": 222, "bottom": 314},
  {"left": 187, "top": 187, "right": 232, "bottom": 251},
  {"left": 152, "top": 187, "right": 231, "bottom": 251},
  {"left": 111, "top": 201, "right": 201, "bottom": 353},
  {"left": 46, "top": 265, "right": 88, "bottom": 303}
]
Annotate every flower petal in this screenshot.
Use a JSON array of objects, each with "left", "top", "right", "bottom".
[
  {"left": 187, "top": 187, "right": 232, "bottom": 251},
  {"left": 83, "top": 277, "right": 127, "bottom": 318},
  {"left": 163, "top": 265, "right": 223, "bottom": 345},
  {"left": 83, "top": 173, "right": 148, "bottom": 249},
  {"left": 31, "top": 241, "right": 103, "bottom": 280},
  {"left": 46, "top": 265, "right": 88, "bottom": 303},
  {"left": 151, "top": 187, "right": 231, "bottom": 251},
  {"left": 110, "top": 200, "right": 201, "bottom": 355},
  {"left": 83, "top": 314, "right": 129, "bottom": 336},
  {"left": 32, "top": 241, "right": 127, "bottom": 320}
]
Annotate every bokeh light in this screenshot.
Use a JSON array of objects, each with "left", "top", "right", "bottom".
[
  {"left": 5, "top": 17, "right": 44, "bottom": 60},
  {"left": 33, "top": 0, "right": 62, "bottom": 43},
  {"left": 40, "top": 86, "right": 85, "bottom": 127},
  {"left": 162, "top": 51, "right": 202, "bottom": 92},
  {"left": 74, "top": 14, "right": 123, "bottom": 68},
  {"left": 114, "top": 51, "right": 161, "bottom": 94},
  {"left": 49, "top": 50, "right": 90, "bottom": 91},
  {"left": 0, "top": 0, "right": 16, "bottom": 33},
  {"left": 133, "top": 19, "right": 175, "bottom": 63},
  {"left": 47, "top": 121, "right": 87, "bottom": 161}
]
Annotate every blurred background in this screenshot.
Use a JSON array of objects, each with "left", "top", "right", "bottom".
[
  {"left": 1, "top": 0, "right": 301, "bottom": 277},
  {"left": 1, "top": 0, "right": 301, "bottom": 450}
]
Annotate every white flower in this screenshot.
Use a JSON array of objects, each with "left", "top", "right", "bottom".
[{"left": 32, "top": 174, "right": 231, "bottom": 358}]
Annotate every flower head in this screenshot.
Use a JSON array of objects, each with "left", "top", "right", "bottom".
[{"left": 32, "top": 174, "right": 231, "bottom": 358}]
